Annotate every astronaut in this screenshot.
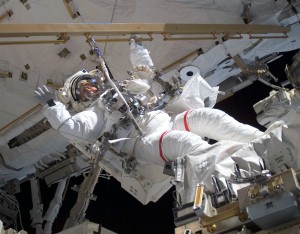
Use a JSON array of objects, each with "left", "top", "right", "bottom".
[
  {"left": 33, "top": 35, "right": 277, "bottom": 206},
  {"left": 34, "top": 65, "right": 270, "bottom": 202},
  {"left": 35, "top": 69, "right": 264, "bottom": 153},
  {"left": 34, "top": 68, "right": 300, "bottom": 207}
]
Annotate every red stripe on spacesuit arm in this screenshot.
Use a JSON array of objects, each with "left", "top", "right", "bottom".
[
  {"left": 159, "top": 131, "right": 169, "bottom": 163},
  {"left": 183, "top": 110, "right": 190, "bottom": 131}
]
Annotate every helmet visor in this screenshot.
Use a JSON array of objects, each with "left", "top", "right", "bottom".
[{"left": 75, "top": 76, "right": 102, "bottom": 102}]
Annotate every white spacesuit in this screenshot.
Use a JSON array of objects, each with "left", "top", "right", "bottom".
[
  {"left": 34, "top": 41, "right": 300, "bottom": 208},
  {"left": 35, "top": 70, "right": 300, "bottom": 207},
  {"left": 34, "top": 68, "right": 265, "bottom": 201},
  {"left": 36, "top": 38, "right": 264, "bottom": 164}
]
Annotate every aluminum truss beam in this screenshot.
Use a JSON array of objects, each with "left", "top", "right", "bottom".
[{"left": 0, "top": 23, "right": 290, "bottom": 38}]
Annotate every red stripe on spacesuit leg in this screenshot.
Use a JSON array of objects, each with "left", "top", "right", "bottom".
[
  {"left": 183, "top": 110, "right": 190, "bottom": 131},
  {"left": 159, "top": 131, "right": 169, "bottom": 163}
]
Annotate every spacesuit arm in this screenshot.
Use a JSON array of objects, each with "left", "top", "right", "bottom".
[
  {"left": 43, "top": 102, "right": 105, "bottom": 143},
  {"left": 129, "top": 39, "right": 154, "bottom": 68},
  {"left": 43, "top": 102, "right": 71, "bottom": 129}
]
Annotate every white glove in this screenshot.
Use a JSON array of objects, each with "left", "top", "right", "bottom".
[{"left": 34, "top": 85, "right": 56, "bottom": 106}]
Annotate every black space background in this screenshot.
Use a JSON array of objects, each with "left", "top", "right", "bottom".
[{"left": 14, "top": 50, "right": 298, "bottom": 234}]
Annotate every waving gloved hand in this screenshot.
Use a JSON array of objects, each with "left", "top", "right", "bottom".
[{"left": 34, "top": 85, "right": 56, "bottom": 106}]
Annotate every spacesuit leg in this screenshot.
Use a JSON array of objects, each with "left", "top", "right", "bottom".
[
  {"left": 132, "top": 129, "right": 246, "bottom": 165},
  {"left": 132, "top": 130, "right": 211, "bottom": 165},
  {"left": 172, "top": 108, "right": 264, "bottom": 143},
  {"left": 132, "top": 129, "right": 257, "bottom": 203},
  {"left": 140, "top": 123, "right": 298, "bottom": 206}
]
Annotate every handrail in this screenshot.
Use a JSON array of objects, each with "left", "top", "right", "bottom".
[{"left": 0, "top": 23, "right": 290, "bottom": 37}]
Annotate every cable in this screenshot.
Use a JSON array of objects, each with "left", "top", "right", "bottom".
[{"left": 172, "top": 190, "right": 182, "bottom": 208}]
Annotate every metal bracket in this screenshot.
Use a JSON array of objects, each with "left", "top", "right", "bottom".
[{"left": 63, "top": 0, "right": 80, "bottom": 19}]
